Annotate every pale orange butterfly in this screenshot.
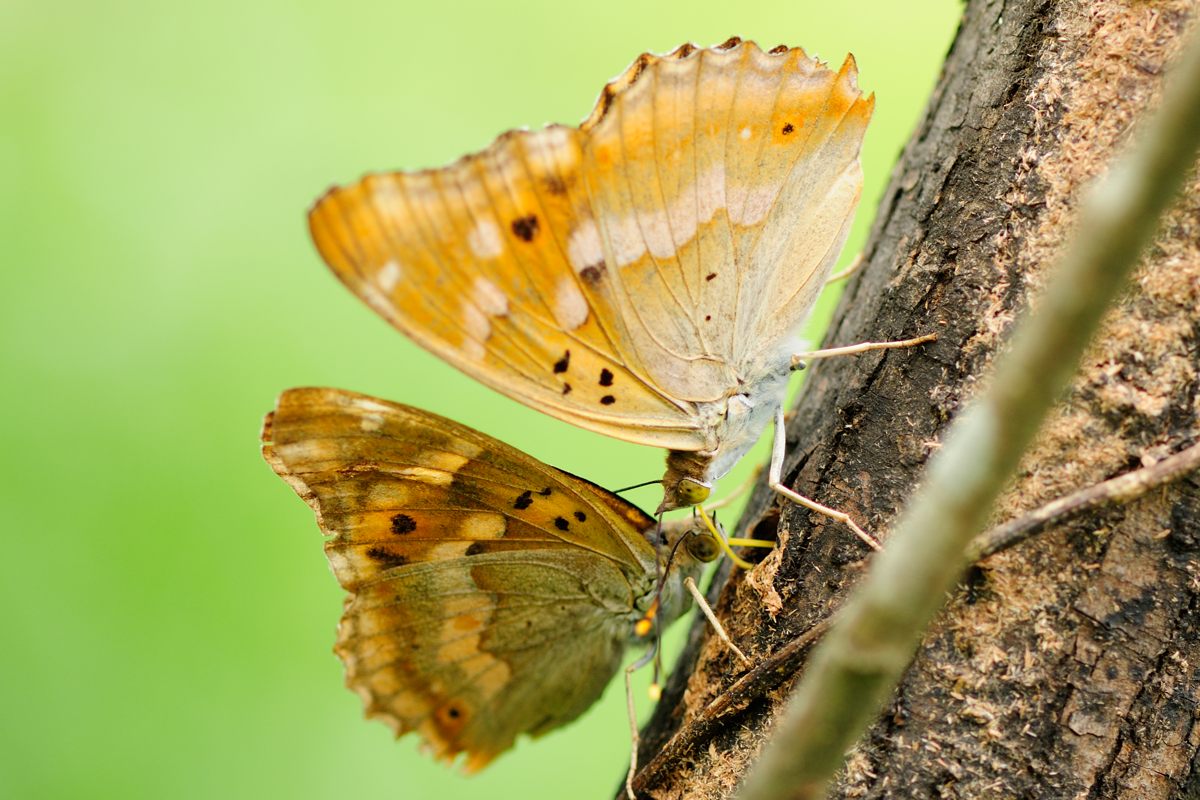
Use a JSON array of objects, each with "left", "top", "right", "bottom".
[{"left": 308, "top": 38, "right": 892, "bottom": 531}]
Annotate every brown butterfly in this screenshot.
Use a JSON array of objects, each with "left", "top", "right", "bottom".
[
  {"left": 306, "top": 38, "right": 902, "bottom": 522},
  {"left": 261, "top": 387, "right": 722, "bottom": 770}
]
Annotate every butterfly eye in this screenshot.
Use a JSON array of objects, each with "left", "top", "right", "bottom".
[
  {"left": 676, "top": 478, "right": 711, "bottom": 506},
  {"left": 685, "top": 532, "right": 721, "bottom": 563}
]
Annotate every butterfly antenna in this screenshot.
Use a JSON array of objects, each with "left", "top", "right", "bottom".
[
  {"left": 612, "top": 478, "right": 662, "bottom": 495},
  {"left": 653, "top": 510, "right": 667, "bottom": 584},
  {"left": 650, "top": 621, "right": 664, "bottom": 700}
]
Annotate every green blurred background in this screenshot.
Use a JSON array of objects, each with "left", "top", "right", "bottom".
[{"left": 3, "top": 2, "right": 959, "bottom": 797}]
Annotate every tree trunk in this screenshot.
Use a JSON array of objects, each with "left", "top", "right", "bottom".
[{"left": 631, "top": 1, "right": 1200, "bottom": 798}]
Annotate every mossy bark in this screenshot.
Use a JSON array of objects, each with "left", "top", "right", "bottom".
[{"left": 631, "top": 1, "right": 1200, "bottom": 798}]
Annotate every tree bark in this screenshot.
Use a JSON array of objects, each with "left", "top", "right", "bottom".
[{"left": 630, "top": 1, "right": 1200, "bottom": 798}]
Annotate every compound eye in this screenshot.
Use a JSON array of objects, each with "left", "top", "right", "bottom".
[
  {"left": 685, "top": 531, "right": 721, "bottom": 563},
  {"left": 676, "top": 478, "right": 711, "bottom": 506}
]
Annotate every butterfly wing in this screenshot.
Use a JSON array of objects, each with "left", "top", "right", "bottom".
[
  {"left": 333, "top": 552, "right": 633, "bottom": 771},
  {"left": 576, "top": 40, "right": 872, "bottom": 397},
  {"left": 309, "top": 128, "right": 703, "bottom": 452},
  {"left": 309, "top": 39, "right": 871, "bottom": 450},
  {"left": 728, "top": 54, "right": 873, "bottom": 366},
  {"left": 262, "top": 387, "right": 658, "bottom": 769}
]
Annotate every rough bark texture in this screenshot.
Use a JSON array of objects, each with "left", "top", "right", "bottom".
[{"left": 631, "top": 1, "right": 1200, "bottom": 798}]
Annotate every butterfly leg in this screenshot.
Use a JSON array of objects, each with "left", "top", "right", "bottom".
[
  {"left": 768, "top": 408, "right": 882, "bottom": 551},
  {"left": 699, "top": 475, "right": 779, "bottom": 565},
  {"left": 695, "top": 505, "right": 774, "bottom": 569},
  {"left": 823, "top": 252, "right": 865, "bottom": 285},
  {"left": 683, "top": 576, "right": 750, "bottom": 664},
  {"left": 624, "top": 643, "right": 659, "bottom": 800},
  {"left": 790, "top": 332, "right": 937, "bottom": 370}
]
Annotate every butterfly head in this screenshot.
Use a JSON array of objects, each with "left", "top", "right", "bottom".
[{"left": 657, "top": 450, "right": 718, "bottom": 512}]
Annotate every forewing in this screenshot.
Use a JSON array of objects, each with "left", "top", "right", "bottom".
[
  {"left": 309, "top": 129, "right": 702, "bottom": 451},
  {"left": 262, "top": 387, "right": 657, "bottom": 767}
]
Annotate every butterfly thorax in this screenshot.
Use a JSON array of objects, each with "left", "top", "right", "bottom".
[{"left": 659, "top": 359, "right": 792, "bottom": 511}]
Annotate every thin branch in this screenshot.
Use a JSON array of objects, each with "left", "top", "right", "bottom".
[
  {"left": 970, "top": 441, "right": 1200, "bottom": 561},
  {"left": 735, "top": 28, "right": 1200, "bottom": 800}
]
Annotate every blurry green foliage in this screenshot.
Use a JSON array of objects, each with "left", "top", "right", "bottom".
[{"left": 2, "top": 2, "right": 958, "bottom": 797}]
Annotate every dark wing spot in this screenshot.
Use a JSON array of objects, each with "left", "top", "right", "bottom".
[
  {"left": 366, "top": 547, "right": 408, "bottom": 569},
  {"left": 554, "top": 516, "right": 570, "bottom": 531},
  {"left": 562, "top": 383, "right": 572, "bottom": 395},
  {"left": 717, "top": 36, "right": 742, "bottom": 50},
  {"left": 514, "top": 490, "right": 533, "bottom": 510},
  {"left": 539, "top": 487, "right": 553, "bottom": 496},
  {"left": 511, "top": 214, "right": 539, "bottom": 242},
  {"left": 782, "top": 122, "right": 795, "bottom": 135},
  {"left": 579, "top": 261, "right": 607, "bottom": 285},
  {"left": 390, "top": 513, "right": 417, "bottom": 535},
  {"left": 542, "top": 175, "right": 567, "bottom": 196},
  {"left": 466, "top": 542, "right": 486, "bottom": 556},
  {"left": 705, "top": 272, "right": 717, "bottom": 281},
  {"left": 553, "top": 350, "right": 570, "bottom": 374},
  {"left": 599, "top": 368, "right": 613, "bottom": 387},
  {"left": 769, "top": 44, "right": 789, "bottom": 55},
  {"left": 600, "top": 395, "right": 616, "bottom": 405},
  {"left": 573, "top": 511, "right": 587, "bottom": 522},
  {"left": 705, "top": 314, "right": 712, "bottom": 321}
]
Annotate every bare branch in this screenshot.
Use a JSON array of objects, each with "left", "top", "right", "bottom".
[{"left": 970, "top": 441, "right": 1200, "bottom": 561}]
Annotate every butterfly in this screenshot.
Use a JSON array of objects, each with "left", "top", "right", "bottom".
[
  {"left": 261, "top": 386, "right": 723, "bottom": 770},
  {"left": 307, "top": 38, "right": 886, "bottom": 520}
]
